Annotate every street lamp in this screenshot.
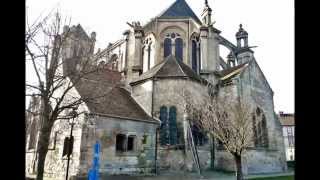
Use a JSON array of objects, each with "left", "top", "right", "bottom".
[{"left": 65, "top": 107, "right": 78, "bottom": 180}]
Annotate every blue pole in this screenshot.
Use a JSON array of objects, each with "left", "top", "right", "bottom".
[{"left": 88, "top": 141, "right": 100, "bottom": 180}]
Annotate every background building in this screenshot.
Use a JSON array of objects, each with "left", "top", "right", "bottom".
[{"left": 278, "top": 112, "right": 295, "bottom": 161}]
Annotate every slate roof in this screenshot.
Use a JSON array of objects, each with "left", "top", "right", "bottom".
[
  {"left": 72, "top": 68, "right": 157, "bottom": 123},
  {"left": 279, "top": 114, "right": 295, "bottom": 126},
  {"left": 130, "top": 55, "right": 204, "bottom": 85},
  {"left": 157, "top": 0, "right": 202, "bottom": 24}
]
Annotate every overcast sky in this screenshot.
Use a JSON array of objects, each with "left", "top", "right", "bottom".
[{"left": 26, "top": 0, "right": 294, "bottom": 113}]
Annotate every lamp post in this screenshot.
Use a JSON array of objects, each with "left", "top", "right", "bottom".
[{"left": 65, "top": 107, "right": 77, "bottom": 180}]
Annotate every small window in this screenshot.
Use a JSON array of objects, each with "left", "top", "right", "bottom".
[
  {"left": 116, "top": 134, "right": 136, "bottom": 153},
  {"left": 116, "top": 134, "right": 126, "bottom": 152},
  {"left": 127, "top": 136, "right": 135, "bottom": 151}
]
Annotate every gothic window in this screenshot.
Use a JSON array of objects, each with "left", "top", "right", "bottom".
[
  {"left": 110, "top": 54, "right": 118, "bottom": 71},
  {"left": 28, "top": 119, "right": 37, "bottom": 150},
  {"left": 163, "top": 32, "right": 184, "bottom": 61},
  {"left": 192, "top": 40, "right": 197, "bottom": 71},
  {"left": 147, "top": 43, "right": 151, "bottom": 69},
  {"left": 191, "top": 33, "right": 200, "bottom": 73},
  {"left": 191, "top": 123, "right": 208, "bottom": 146},
  {"left": 169, "top": 106, "right": 178, "bottom": 145},
  {"left": 199, "top": 43, "right": 201, "bottom": 68},
  {"left": 159, "top": 106, "right": 179, "bottom": 145},
  {"left": 175, "top": 38, "right": 183, "bottom": 62},
  {"left": 164, "top": 38, "right": 172, "bottom": 58},
  {"left": 143, "top": 35, "right": 155, "bottom": 72},
  {"left": 159, "top": 106, "right": 168, "bottom": 145},
  {"left": 252, "top": 108, "right": 269, "bottom": 148}
]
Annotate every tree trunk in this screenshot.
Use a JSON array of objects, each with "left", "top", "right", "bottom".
[
  {"left": 210, "top": 135, "right": 215, "bottom": 170},
  {"left": 234, "top": 154, "right": 243, "bottom": 180},
  {"left": 36, "top": 118, "right": 54, "bottom": 180}
]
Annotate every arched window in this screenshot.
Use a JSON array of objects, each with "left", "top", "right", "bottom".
[
  {"left": 28, "top": 120, "right": 37, "bottom": 149},
  {"left": 191, "top": 40, "right": 197, "bottom": 71},
  {"left": 164, "top": 38, "right": 172, "bottom": 58},
  {"left": 169, "top": 106, "right": 178, "bottom": 145},
  {"left": 191, "top": 123, "right": 208, "bottom": 146},
  {"left": 191, "top": 33, "right": 200, "bottom": 72},
  {"left": 147, "top": 43, "right": 151, "bottom": 70},
  {"left": 252, "top": 108, "right": 269, "bottom": 148},
  {"left": 159, "top": 106, "right": 168, "bottom": 145},
  {"left": 175, "top": 38, "right": 183, "bottom": 62},
  {"left": 199, "top": 43, "right": 201, "bottom": 67}
]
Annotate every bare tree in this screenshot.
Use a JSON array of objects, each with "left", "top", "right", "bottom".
[
  {"left": 183, "top": 88, "right": 254, "bottom": 180},
  {"left": 25, "top": 9, "right": 108, "bottom": 180}
]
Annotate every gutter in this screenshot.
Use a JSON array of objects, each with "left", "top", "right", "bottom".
[{"left": 88, "top": 112, "right": 160, "bottom": 125}]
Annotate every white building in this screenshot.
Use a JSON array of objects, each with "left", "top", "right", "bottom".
[{"left": 279, "top": 112, "right": 295, "bottom": 161}]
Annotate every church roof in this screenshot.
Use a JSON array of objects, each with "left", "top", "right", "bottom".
[
  {"left": 130, "top": 55, "right": 204, "bottom": 85},
  {"left": 73, "top": 69, "right": 156, "bottom": 123},
  {"left": 157, "top": 0, "right": 202, "bottom": 24}
]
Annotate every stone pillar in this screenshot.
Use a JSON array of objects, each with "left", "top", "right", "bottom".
[
  {"left": 133, "top": 28, "right": 143, "bottom": 67},
  {"left": 200, "top": 26, "right": 220, "bottom": 73},
  {"left": 90, "top": 32, "right": 96, "bottom": 55},
  {"left": 200, "top": 26, "right": 209, "bottom": 71}
]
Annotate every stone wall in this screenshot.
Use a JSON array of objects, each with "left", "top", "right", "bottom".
[
  {"left": 78, "top": 115, "right": 158, "bottom": 176},
  {"left": 215, "top": 149, "right": 287, "bottom": 175},
  {"left": 157, "top": 145, "right": 212, "bottom": 172},
  {"left": 131, "top": 80, "right": 153, "bottom": 116}
]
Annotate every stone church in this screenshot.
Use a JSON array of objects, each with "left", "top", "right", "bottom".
[{"left": 26, "top": 0, "right": 287, "bottom": 179}]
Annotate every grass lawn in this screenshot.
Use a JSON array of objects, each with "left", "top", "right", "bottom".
[{"left": 249, "top": 175, "right": 294, "bottom": 180}]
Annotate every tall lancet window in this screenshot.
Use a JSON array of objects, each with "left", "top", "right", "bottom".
[
  {"left": 191, "top": 33, "right": 200, "bottom": 72},
  {"left": 147, "top": 43, "right": 151, "bottom": 69},
  {"left": 169, "top": 106, "right": 178, "bottom": 145},
  {"left": 159, "top": 106, "right": 169, "bottom": 145},
  {"left": 164, "top": 38, "right": 172, "bottom": 58},
  {"left": 175, "top": 38, "right": 183, "bottom": 62},
  {"left": 191, "top": 40, "right": 197, "bottom": 71},
  {"left": 143, "top": 35, "right": 155, "bottom": 72},
  {"left": 163, "top": 32, "right": 184, "bottom": 60}
]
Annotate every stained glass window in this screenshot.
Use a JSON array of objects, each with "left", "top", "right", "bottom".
[
  {"left": 169, "top": 106, "right": 178, "bottom": 145},
  {"left": 164, "top": 38, "right": 172, "bottom": 58},
  {"left": 192, "top": 40, "right": 197, "bottom": 72},
  {"left": 160, "top": 106, "right": 168, "bottom": 145},
  {"left": 175, "top": 38, "right": 183, "bottom": 62}
]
